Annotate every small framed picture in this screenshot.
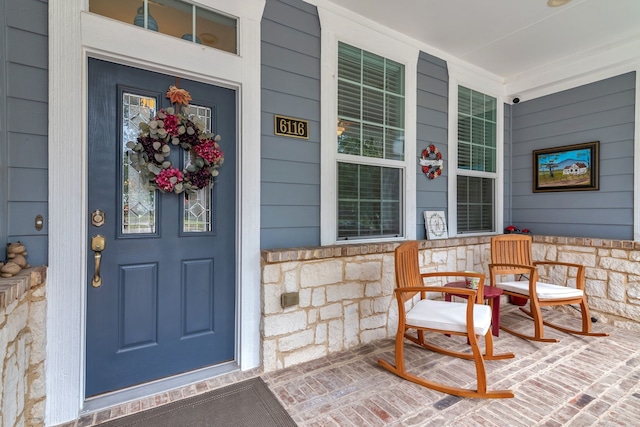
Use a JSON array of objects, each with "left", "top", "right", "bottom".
[{"left": 424, "top": 211, "right": 448, "bottom": 240}]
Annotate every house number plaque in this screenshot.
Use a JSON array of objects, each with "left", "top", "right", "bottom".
[{"left": 274, "top": 115, "right": 309, "bottom": 139}]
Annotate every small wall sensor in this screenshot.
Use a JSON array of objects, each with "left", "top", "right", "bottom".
[{"left": 512, "top": 97, "right": 520, "bottom": 104}]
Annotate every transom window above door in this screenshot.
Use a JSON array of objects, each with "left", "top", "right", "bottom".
[{"left": 89, "top": 0, "right": 238, "bottom": 54}]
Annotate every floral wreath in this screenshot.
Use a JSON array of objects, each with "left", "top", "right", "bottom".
[
  {"left": 419, "top": 144, "right": 444, "bottom": 179},
  {"left": 126, "top": 85, "right": 224, "bottom": 195}
]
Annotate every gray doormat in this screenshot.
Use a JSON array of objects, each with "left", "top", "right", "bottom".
[{"left": 100, "top": 377, "right": 297, "bottom": 427}]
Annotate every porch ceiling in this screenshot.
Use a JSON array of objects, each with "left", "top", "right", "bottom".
[{"left": 324, "top": 0, "right": 640, "bottom": 82}]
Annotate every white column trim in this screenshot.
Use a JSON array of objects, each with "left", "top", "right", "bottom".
[
  {"left": 46, "top": 1, "right": 265, "bottom": 424},
  {"left": 634, "top": 70, "right": 640, "bottom": 242},
  {"left": 46, "top": 1, "right": 85, "bottom": 424}
]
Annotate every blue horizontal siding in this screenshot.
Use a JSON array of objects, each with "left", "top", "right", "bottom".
[
  {"left": 510, "top": 72, "right": 636, "bottom": 240},
  {"left": 7, "top": 132, "right": 48, "bottom": 168},
  {"left": 416, "top": 51, "right": 449, "bottom": 239},
  {"left": 2, "top": 0, "right": 49, "bottom": 264},
  {"left": 260, "top": 0, "right": 321, "bottom": 250}
]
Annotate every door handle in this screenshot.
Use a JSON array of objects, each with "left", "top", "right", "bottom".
[{"left": 91, "top": 234, "right": 106, "bottom": 288}]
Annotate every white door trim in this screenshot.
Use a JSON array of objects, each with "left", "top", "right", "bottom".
[{"left": 46, "top": 1, "right": 265, "bottom": 425}]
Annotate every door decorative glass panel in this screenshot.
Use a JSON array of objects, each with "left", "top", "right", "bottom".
[
  {"left": 123, "top": 93, "right": 157, "bottom": 234},
  {"left": 184, "top": 105, "right": 213, "bottom": 233}
]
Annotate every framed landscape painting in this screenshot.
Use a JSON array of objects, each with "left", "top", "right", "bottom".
[{"left": 532, "top": 141, "right": 599, "bottom": 193}]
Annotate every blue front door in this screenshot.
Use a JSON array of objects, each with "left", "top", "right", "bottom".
[{"left": 85, "top": 58, "right": 236, "bottom": 397}]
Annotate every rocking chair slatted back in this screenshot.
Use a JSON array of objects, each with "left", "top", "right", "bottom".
[
  {"left": 394, "top": 241, "right": 425, "bottom": 303},
  {"left": 490, "top": 234, "right": 534, "bottom": 277}
]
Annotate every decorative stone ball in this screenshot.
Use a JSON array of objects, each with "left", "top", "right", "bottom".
[
  {"left": 2, "top": 241, "right": 29, "bottom": 277},
  {"left": 11, "top": 254, "right": 29, "bottom": 269},
  {"left": 1, "top": 261, "right": 21, "bottom": 278}
]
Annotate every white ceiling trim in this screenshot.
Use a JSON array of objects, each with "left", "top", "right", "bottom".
[
  {"left": 505, "top": 35, "right": 640, "bottom": 102},
  {"left": 306, "top": 0, "right": 640, "bottom": 103},
  {"left": 306, "top": 0, "right": 505, "bottom": 86}
]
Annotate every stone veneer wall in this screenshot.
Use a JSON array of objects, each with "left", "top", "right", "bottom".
[
  {"left": 261, "top": 235, "right": 640, "bottom": 372},
  {"left": 0, "top": 267, "right": 47, "bottom": 427}
]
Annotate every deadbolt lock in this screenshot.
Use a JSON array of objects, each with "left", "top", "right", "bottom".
[{"left": 91, "top": 209, "right": 105, "bottom": 227}]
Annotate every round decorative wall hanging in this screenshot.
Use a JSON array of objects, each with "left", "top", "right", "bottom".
[{"left": 419, "top": 144, "right": 444, "bottom": 179}]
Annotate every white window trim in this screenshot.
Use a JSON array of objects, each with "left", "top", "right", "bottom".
[
  {"left": 318, "top": 6, "right": 418, "bottom": 245},
  {"left": 447, "top": 64, "right": 504, "bottom": 237},
  {"left": 47, "top": 1, "right": 264, "bottom": 424}
]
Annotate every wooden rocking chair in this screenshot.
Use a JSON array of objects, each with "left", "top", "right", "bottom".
[
  {"left": 378, "top": 241, "right": 514, "bottom": 399},
  {"left": 489, "top": 234, "right": 608, "bottom": 342}
]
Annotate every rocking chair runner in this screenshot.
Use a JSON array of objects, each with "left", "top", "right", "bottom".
[
  {"left": 489, "top": 234, "right": 608, "bottom": 342},
  {"left": 378, "top": 241, "right": 514, "bottom": 399}
]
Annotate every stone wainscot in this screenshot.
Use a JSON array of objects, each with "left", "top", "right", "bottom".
[
  {"left": 0, "top": 267, "right": 47, "bottom": 427},
  {"left": 260, "top": 236, "right": 640, "bottom": 372}
]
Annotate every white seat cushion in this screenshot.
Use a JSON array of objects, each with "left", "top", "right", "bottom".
[
  {"left": 497, "top": 281, "right": 583, "bottom": 300},
  {"left": 406, "top": 299, "right": 492, "bottom": 336}
]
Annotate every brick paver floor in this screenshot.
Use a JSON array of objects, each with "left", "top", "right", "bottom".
[
  {"left": 263, "top": 304, "right": 640, "bottom": 426},
  {"left": 64, "top": 304, "right": 640, "bottom": 426}
]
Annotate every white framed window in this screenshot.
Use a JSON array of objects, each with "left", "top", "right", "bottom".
[
  {"left": 319, "top": 7, "right": 418, "bottom": 245},
  {"left": 447, "top": 67, "right": 504, "bottom": 237},
  {"left": 457, "top": 86, "right": 497, "bottom": 233},
  {"left": 336, "top": 42, "right": 405, "bottom": 239}
]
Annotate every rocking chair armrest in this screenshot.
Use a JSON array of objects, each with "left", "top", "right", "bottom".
[
  {"left": 489, "top": 263, "right": 539, "bottom": 294},
  {"left": 418, "top": 271, "right": 486, "bottom": 302},
  {"left": 533, "top": 260, "right": 584, "bottom": 270},
  {"left": 533, "top": 261, "right": 586, "bottom": 289},
  {"left": 395, "top": 286, "right": 477, "bottom": 297},
  {"left": 489, "top": 263, "right": 538, "bottom": 278},
  {"left": 395, "top": 286, "right": 482, "bottom": 303},
  {"left": 489, "top": 262, "right": 537, "bottom": 271},
  {"left": 420, "top": 271, "right": 485, "bottom": 281}
]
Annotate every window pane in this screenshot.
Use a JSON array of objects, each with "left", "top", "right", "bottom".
[
  {"left": 338, "top": 42, "right": 362, "bottom": 82},
  {"left": 385, "top": 60, "right": 404, "bottom": 95},
  {"left": 484, "top": 147, "right": 496, "bottom": 172},
  {"left": 362, "top": 87, "right": 384, "bottom": 124},
  {"left": 195, "top": 6, "right": 237, "bottom": 54},
  {"left": 458, "top": 143, "right": 471, "bottom": 170},
  {"left": 458, "top": 86, "right": 471, "bottom": 115},
  {"left": 338, "top": 80, "right": 361, "bottom": 120},
  {"left": 456, "top": 176, "right": 494, "bottom": 233},
  {"left": 337, "top": 123, "right": 362, "bottom": 155},
  {"left": 385, "top": 128, "right": 404, "bottom": 161},
  {"left": 122, "top": 92, "right": 156, "bottom": 234},
  {"left": 385, "top": 94, "right": 404, "bottom": 128},
  {"left": 362, "top": 124, "right": 383, "bottom": 158},
  {"left": 337, "top": 163, "right": 401, "bottom": 239},
  {"left": 363, "top": 51, "right": 385, "bottom": 90},
  {"left": 88, "top": 0, "right": 237, "bottom": 54}
]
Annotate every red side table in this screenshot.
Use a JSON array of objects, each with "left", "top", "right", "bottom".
[{"left": 444, "top": 281, "right": 502, "bottom": 337}]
